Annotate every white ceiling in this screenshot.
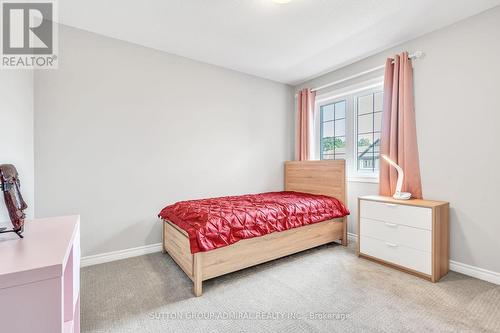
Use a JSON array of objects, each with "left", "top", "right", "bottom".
[{"left": 59, "top": 0, "right": 500, "bottom": 85}]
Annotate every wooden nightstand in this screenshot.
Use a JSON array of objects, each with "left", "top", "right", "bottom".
[{"left": 358, "top": 195, "right": 449, "bottom": 282}]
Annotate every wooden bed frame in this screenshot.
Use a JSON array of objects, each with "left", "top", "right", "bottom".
[{"left": 162, "top": 160, "right": 347, "bottom": 296}]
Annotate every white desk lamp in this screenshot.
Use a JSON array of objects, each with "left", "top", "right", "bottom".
[{"left": 381, "top": 154, "right": 411, "bottom": 200}]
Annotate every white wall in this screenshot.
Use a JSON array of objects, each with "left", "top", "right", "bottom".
[
  {"left": 0, "top": 71, "right": 34, "bottom": 226},
  {"left": 34, "top": 25, "right": 294, "bottom": 257},
  {"left": 295, "top": 7, "right": 500, "bottom": 273}
]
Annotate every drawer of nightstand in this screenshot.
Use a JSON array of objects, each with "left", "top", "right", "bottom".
[
  {"left": 360, "top": 235, "right": 431, "bottom": 275},
  {"left": 360, "top": 200, "right": 432, "bottom": 230},
  {"left": 360, "top": 218, "right": 431, "bottom": 253}
]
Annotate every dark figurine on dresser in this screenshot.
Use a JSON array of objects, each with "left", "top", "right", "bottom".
[{"left": 0, "top": 164, "right": 27, "bottom": 238}]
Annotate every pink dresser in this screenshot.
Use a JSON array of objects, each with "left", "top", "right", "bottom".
[{"left": 0, "top": 215, "right": 81, "bottom": 333}]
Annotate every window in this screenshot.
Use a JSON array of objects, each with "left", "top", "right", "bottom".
[
  {"left": 320, "top": 100, "right": 346, "bottom": 160},
  {"left": 315, "top": 82, "right": 383, "bottom": 181},
  {"left": 356, "top": 91, "right": 383, "bottom": 173}
]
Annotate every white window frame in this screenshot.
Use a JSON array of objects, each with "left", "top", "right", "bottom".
[{"left": 314, "top": 77, "right": 383, "bottom": 183}]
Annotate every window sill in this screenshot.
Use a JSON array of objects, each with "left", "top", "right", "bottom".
[{"left": 348, "top": 176, "right": 379, "bottom": 184}]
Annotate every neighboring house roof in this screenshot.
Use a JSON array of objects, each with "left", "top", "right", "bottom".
[{"left": 358, "top": 138, "right": 380, "bottom": 160}]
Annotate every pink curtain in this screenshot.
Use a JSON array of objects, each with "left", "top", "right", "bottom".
[
  {"left": 296, "top": 88, "right": 316, "bottom": 161},
  {"left": 379, "top": 52, "right": 423, "bottom": 199}
]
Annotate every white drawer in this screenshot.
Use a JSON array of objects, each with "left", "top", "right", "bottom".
[
  {"left": 360, "top": 218, "right": 431, "bottom": 253},
  {"left": 360, "top": 235, "right": 431, "bottom": 275},
  {"left": 360, "top": 200, "right": 432, "bottom": 230}
]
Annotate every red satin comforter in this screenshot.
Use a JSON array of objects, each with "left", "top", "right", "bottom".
[{"left": 158, "top": 191, "right": 349, "bottom": 253}]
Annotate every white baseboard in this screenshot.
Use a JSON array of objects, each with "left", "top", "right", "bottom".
[
  {"left": 347, "top": 232, "right": 357, "bottom": 243},
  {"left": 348, "top": 232, "right": 499, "bottom": 285},
  {"left": 449, "top": 260, "right": 500, "bottom": 285},
  {"left": 81, "top": 243, "right": 163, "bottom": 268}
]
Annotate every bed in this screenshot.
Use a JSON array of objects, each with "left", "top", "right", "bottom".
[{"left": 159, "top": 160, "right": 348, "bottom": 296}]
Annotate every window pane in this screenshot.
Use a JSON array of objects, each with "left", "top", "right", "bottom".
[
  {"left": 335, "top": 101, "right": 346, "bottom": 119},
  {"left": 373, "top": 132, "right": 381, "bottom": 153},
  {"left": 322, "top": 104, "right": 335, "bottom": 122},
  {"left": 358, "top": 154, "right": 374, "bottom": 171},
  {"left": 322, "top": 121, "right": 334, "bottom": 138},
  {"left": 322, "top": 137, "right": 336, "bottom": 155},
  {"left": 320, "top": 99, "right": 348, "bottom": 161},
  {"left": 374, "top": 154, "right": 380, "bottom": 171},
  {"left": 374, "top": 92, "right": 383, "bottom": 112},
  {"left": 335, "top": 136, "right": 346, "bottom": 155},
  {"left": 357, "top": 134, "right": 373, "bottom": 153},
  {"left": 358, "top": 94, "right": 373, "bottom": 115},
  {"left": 335, "top": 118, "right": 345, "bottom": 137},
  {"left": 374, "top": 112, "right": 382, "bottom": 132},
  {"left": 358, "top": 113, "right": 373, "bottom": 134}
]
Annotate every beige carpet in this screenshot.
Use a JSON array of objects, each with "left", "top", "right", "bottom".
[{"left": 81, "top": 242, "right": 500, "bottom": 333}]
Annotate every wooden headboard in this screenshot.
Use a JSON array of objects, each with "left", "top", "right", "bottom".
[{"left": 284, "top": 160, "right": 346, "bottom": 204}]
